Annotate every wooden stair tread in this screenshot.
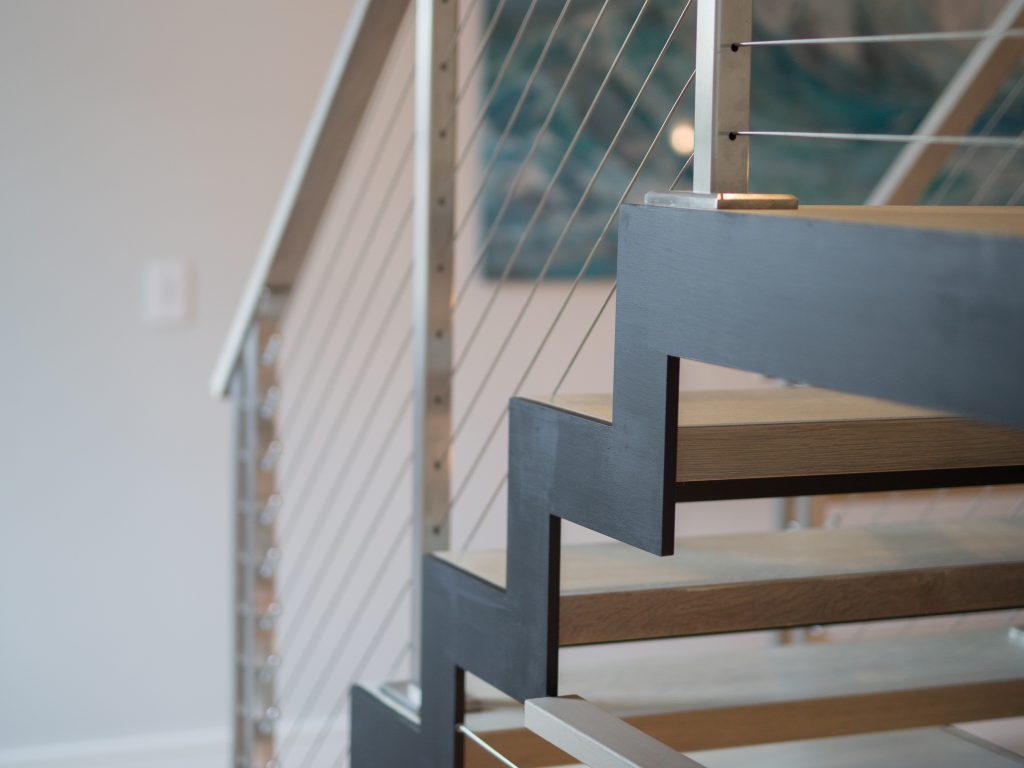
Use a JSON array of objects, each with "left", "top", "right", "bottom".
[
  {"left": 735, "top": 205, "right": 1024, "bottom": 239},
  {"left": 530, "top": 388, "right": 1024, "bottom": 483},
  {"left": 463, "top": 629, "right": 1024, "bottom": 764},
  {"left": 436, "top": 520, "right": 1024, "bottom": 644},
  {"left": 691, "top": 728, "right": 1024, "bottom": 768}
]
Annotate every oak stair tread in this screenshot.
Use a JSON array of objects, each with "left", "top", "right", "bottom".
[
  {"left": 436, "top": 519, "right": 1024, "bottom": 644},
  {"left": 538, "top": 731, "right": 1024, "bottom": 768},
  {"left": 690, "top": 728, "right": 1024, "bottom": 768},
  {"left": 528, "top": 388, "right": 1024, "bottom": 483},
  {"left": 735, "top": 205, "right": 1024, "bottom": 239},
  {"left": 462, "top": 628, "right": 1024, "bottom": 765}
]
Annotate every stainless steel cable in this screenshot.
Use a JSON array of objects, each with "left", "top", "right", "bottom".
[
  {"left": 451, "top": 0, "right": 596, "bottom": 292},
  {"left": 1007, "top": 173, "right": 1024, "bottom": 203},
  {"left": 447, "top": 68, "right": 696, "bottom": 519},
  {"left": 736, "top": 30, "right": 1024, "bottom": 47},
  {"left": 280, "top": 323, "right": 412, "bottom": 551},
  {"left": 283, "top": 65, "right": 414, "bottom": 376},
  {"left": 552, "top": 283, "right": 617, "bottom": 398},
  {"left": 279, "top": 319, "right": 412, "bottom": 558},
  {"left": 970, "top": 130, "right": 1024, "bottom": 203},
  {"left": 554, "top": 154, "right": 694, "bottom": 398},
  {"left": 458, "top": 724, "right": 521, "bottom": 768},
  {"left": 670, "top": 152, "right": 696, "bottom": 190},
  {"left": 278, "top": 202, "right": 413, "bottom": 538},
  {"left": 461, "top": 473, "right": 507, "bottom": 551},
  {"left": 279, "top": 472, "right": 412, "bottom": 704},
  {"left": 738, "top": 130, "right": 1024, "bottom": 148},
  {"left": 283, "top": 577, "right": 413, "bottom": 767},
  {"left": 281, "top": 201, "right": 412, "bottom": 504},
  {"left": 931, "top": 71, "right": 1024, "bottom": 203},
  {"left": 280, "top": 399, "right": 413, "bottom": 631},
  {"left": 336, "top": 644, "right": 413, "bottom": 768},
  {"left": 453, "top": 0, "right": 543, "bottom": 179},
  {"left": 446, "top": 3, "right": 692, "bottom": 460},
  {"left": 449, "top": 0, "right": 652, "bottom": 385},
  {"left": 280, "top": 140, "right": 414, "bottom": 470},
  {"left": 454, "top": 0, "right": 512, "bottom": 108}
]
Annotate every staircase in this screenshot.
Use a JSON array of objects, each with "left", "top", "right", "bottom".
[
  {"left": 349, "top": 201, "right": 1024, "bottom": 767},
  {"left": 212, "top": 1, "right": 1024, "bottom": 766}
]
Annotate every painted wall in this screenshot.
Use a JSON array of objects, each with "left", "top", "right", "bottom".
[{"left": 0, "top": 1, "right": 349, "bottom": 764}]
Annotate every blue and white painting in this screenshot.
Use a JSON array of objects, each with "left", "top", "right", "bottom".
[{"left": 478, "top": 0, "right": 1023, "bottom": 278}]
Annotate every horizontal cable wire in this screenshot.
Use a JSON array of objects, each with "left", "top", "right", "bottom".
[
  {"left": 283, "top": 577, "right": 412, "bottom": 768},
  {"left": 280, "top": 397, "right": 412, "bottom": 634},
  {"left": 446, "top": 2, "right": 692, "bottom": 459},
  {"left": 738, "top": 130, "right": 1024, "bottom": 148},
  {"left": 931, "top": 70, "right": 1024, "bottom": 203},
  {"left": 279, "top": 202, "right": 413, "bottom": 540},
  {"left": 736, "top": 29, "right": 1024, "bottom": 47},
  {"left": 280, "top": 141, "right": 414, "bottom": 482},
  {"left": 448, "top": 74, "right": 696, "bottom": 520}
]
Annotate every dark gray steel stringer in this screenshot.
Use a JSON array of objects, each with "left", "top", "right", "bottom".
[{"left": 351, "top": 204, "right": 1024, "bottom": 767}]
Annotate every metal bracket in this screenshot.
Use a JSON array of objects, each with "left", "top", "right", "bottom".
[{"left": 645, "top": 190, "right": 798, "bottom": 210}]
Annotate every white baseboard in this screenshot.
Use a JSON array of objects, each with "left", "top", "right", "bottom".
[
  {"left": 0, "top": 728, "right": 227, "bottom": 768},
  {"left": 0, "top": 719, "right": 348, "bottom": 768}
]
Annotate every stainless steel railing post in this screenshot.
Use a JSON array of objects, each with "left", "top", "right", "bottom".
[
  {"left": 412, "top": 0, "right": 458, "bottom": 687},
  {"left": 232, "top": 292, "right": 285, "bottom": 768}
]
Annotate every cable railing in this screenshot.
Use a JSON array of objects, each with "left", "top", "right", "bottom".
[{"left": 213, "top": 1, "right": 1024, "bottom": 767}]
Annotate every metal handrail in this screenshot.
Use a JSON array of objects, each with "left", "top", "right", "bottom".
[{"left": 209, "top": 0, "right": 411, "bottom": 397}]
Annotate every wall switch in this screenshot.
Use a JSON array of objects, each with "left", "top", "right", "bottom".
[{"left": 143, "top": 260, "right": 190, "bottom": 327}]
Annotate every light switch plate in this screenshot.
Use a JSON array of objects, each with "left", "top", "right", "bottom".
[{"left": 143, "top": 260, "right": 190, "bottom": 327}]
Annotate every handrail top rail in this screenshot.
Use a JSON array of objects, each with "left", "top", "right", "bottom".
[{"left": 210, "top": 0, "right": 411, "bottom": 397}]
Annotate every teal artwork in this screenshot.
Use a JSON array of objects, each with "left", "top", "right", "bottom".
[{"left": 478, "top": 0, "right": 1023, "bottom": 279}]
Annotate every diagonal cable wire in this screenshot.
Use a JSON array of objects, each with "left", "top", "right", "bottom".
[
  {"left": 283, "top": 66, "right": 414, "bottom": 377},
  {"left": 462, "top": 473, "right": 508, "bottom": 551},
  {"left": 280, "top": 461, "right": 413, "bottom": 702},
  {"left": 281, "top": 141, "right": 414, "bottom": 471},
  {"left": 447, "top": 2, "right": 691, "bottom": 462},
  {"left": 449, "top": 0, "right": 585, "bottom": 288},
  {"left": 454, "top": 0, "right": 512, "bottom": 107},
  {"left": 970, "top": 129, "right": 1024, "bottom": 204},
  {"left": 280, "top": 297, "right": 413, "bottom": 554},
  {"left": 450, "top": 0, "right": 653, "bottom": 382},
  {"left": 553, "top": 140, "right": 696, "bottom": 396},
  {"left": 279, "top": 201, "right": 413, "bottom": 537},
  {"left": 281, "top": 576, "right": 413, "bottom": 766},
  {"left": 448, "top": 66, "right": 697, "bottom": 519},
  {"left": 930, "top": 71, "right": 1024, "bottom": 203},
  {"left": 335, "top": 643, "right": 413, "bottom": 768},
  {"left": 280, "top": 397, "right": 413, "bottom": 627},
  {"left": 452, "top": 0, "right": 543, "bottom": 175}
]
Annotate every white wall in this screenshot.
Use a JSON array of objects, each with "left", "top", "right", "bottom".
[{"left": 0, "top": 1, "right": 349, "bottom": 763}]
